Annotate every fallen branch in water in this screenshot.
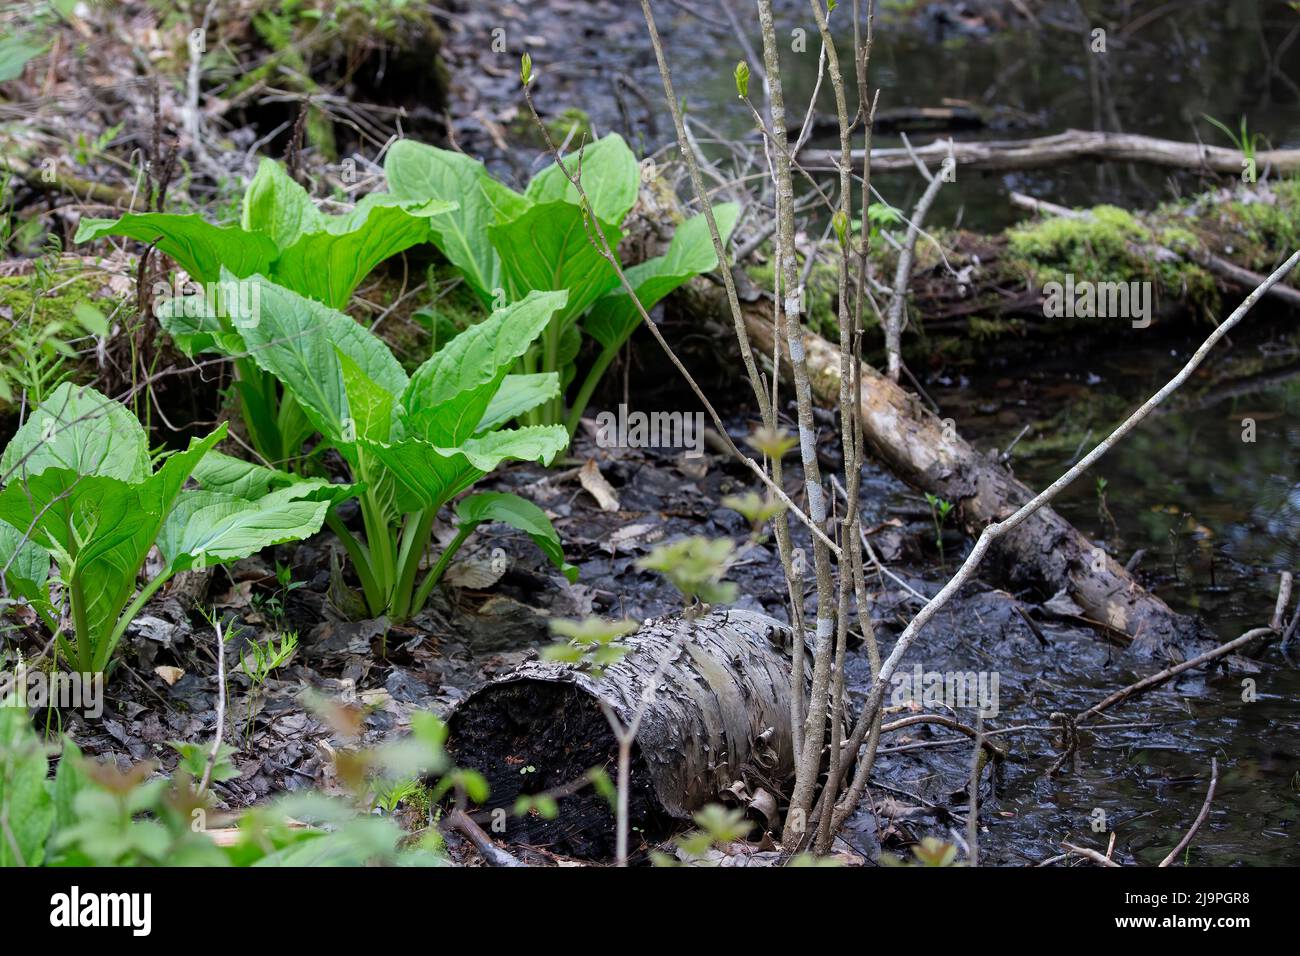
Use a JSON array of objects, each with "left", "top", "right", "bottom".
[
  {"left": 719, "top": 286, "right": 1201, "bottom": 648},
  {"left": 1077, "top": 627, "right": 1274, "bottom": 722},
  {"left": 876, "top": 713, "right": 1007, "bottom": 763},
  {"left": 1158, "top": 758, "right": 1219, "bottom": 868},
  {"left": 801, "top": 129, "right": 1300, "bottom": 176},
  {"left": 1062, "top": 841, "right": 1121, "bottom": 867}
]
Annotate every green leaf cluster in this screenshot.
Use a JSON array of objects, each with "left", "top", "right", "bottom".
[
  {"left": 169, "top": 275, "right": 576, "bottom": 621},
  {"left": 0, "top": 383, "right": 341, "bottom": 674},
  {"left": 76, "top": 159, "right": 456, "bottom": 467},
  {"left": 384, "top": 134, "right": 740, "bottom": 436}
]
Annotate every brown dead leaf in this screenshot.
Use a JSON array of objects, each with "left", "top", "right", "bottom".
[
  {"left": 154, "top": 665, "right": 185, "bottom": 686},
  {"left": 445, "top": 552, "right": 509, "bottom": 589},
  {"left": 579, "top": 458, "right": 620, "bottom": 512}
]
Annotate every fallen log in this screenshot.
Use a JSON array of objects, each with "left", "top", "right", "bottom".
[
  {"left": 683, "top": 279, "right": 1204, "bottom": 651},
  {"left": 799, "top": 129, "right": 1300, "bottom": 176},
  {"left": 445, "top": 609, "right": 802, "bottom": 861}
]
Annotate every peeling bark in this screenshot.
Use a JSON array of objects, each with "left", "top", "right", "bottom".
[{"left": 446, "top": 609, "right": 808, "bottom": 858}]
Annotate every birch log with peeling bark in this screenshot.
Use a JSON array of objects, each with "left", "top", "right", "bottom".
[
  {"left": 683, "top": 280, "right": 1202, "bottom": 649},
  {"left": 446, "top": 609, "right": 807, "bottom": 860},
  {"left": 799, "top": 129, "right": 1300, "bottom": 176}
]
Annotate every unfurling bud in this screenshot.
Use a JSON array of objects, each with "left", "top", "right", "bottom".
[
  {"left": 520, "top": 52, "right": 533, "bottom": 87},
  {"left": 832, "top": 209, "right": 849, "bottom": 249},
  {"left": 734, "top": 60, "right": 750, "bottom": 99}
]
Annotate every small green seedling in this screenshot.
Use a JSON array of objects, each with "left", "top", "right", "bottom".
[{"left": 925, "top": 492, "right": 955, "bottom": 567}]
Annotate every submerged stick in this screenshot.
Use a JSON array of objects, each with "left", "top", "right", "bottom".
[
  {"left": 1158, "top": 758, "right": 1219, "bottom": 868},
  {"left": 1077, "top": 627, "right": 1274, "bottom": 722}
]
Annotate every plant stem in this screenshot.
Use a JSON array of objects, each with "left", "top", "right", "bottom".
[
  {"left": 411, "top": 522, "right": 476, "bottom": 616},
  {"left": 390, "top": 508, "right": 437, "bottom": 622},
  {"left": 325, "top": 511, "right": 385, "bottom": 616},
  {"left": 565, "top": 344, "right": 619, "bottom": 437},
  {"left": 101, "top": 572, "right": 170, "bottom": 673},
  {"left": 68, "top": 570, "right": 93, "bottom": 675},
  {"left": 359, "top": 490, "right": 396, "bottom": 612}
]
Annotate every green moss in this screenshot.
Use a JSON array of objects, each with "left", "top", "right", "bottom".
[
  {"left": 1006, "top": 202, "right": 1228, "bottom": 318},
  {"left": 1215, "top": 180, "right": 1300, "bottom": 271},
  {"left": 1007, "top": 204, "right": 1149, "bottom": 282},
  {"left": 0, "top": 272, "right": 111, "bottom": 324},
  {"left": 0, "top": 266, "right": 124, "bottom": 411}
]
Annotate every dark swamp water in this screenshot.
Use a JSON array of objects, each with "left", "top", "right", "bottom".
[{"left": 451, "top": 0, "right": 1300, "bottom": 864}]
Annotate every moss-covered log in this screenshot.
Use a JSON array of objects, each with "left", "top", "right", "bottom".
[{"left": 750, "top": 181, "right": 1300, "bottom": 359}]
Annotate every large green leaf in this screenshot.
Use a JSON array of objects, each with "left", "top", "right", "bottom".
[
  {"left": 80, "top": 163, "right": 452, "bottom": 311},
  {"left": 0, "top": 382, "right": 148, "bottom": 485},
  {"left": 384, "top": 140, "right": 529, "bottom": 302},
  {"left": 0, "top": 419, "right": 224, "bottom": 666},
  {"left": 584, "top": 203, "right": 740, "bottom": 351},
  {"left": 337, "top": 348, "right": 397, "bottom": 444},
  {"left": 154, "top": 297, "right": 244, "bottom": 357},
  {"left": 270, "top": 193, "right": 456, "bottom": 309},
  {"left": 488, "top": 202, "right": 623, "bottom": 326},
  {"left": 74, "top": 215, "right": 278, "bottom": 283},
  {"left": 0, "top": 470, "right": 151, "bottom": 654},
  {"left": 525, "top": 133, "right": 640, "bottom": 226},
  {"left": 226, "top": 273, "right": 408, "bottom": 448},
  {"left": 0, "top": 519, "right": 50, "bottom": 610},
  {"left": 476, "top": 373, "right": 560, "bottom": 433},
  {"left": 0, "top": 386, "right": 343, "bottom": 672},
  {"left": 456, "top": 491, "right": 577, "bottom": 583},
  {"left": 400, "top": 290, "right": 567, "bottom": 445},
  {"left": 158, "top": 486, "right": 331, "bottom": 574},
  {"left": 360, "top": 425, "right": 567, "bottom": 513},
  {"left": 190, "top": 450, "right": 358, "bottom": 509},
  {"left": 241, "top": 157, "right": 324, "bottom": 250},
  {"left": 143, "top": 425, "right": 228, "bottom": 520}
]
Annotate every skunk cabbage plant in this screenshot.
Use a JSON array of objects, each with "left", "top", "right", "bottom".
[{"left": 0, "top": 383, "right": 349, "bottom": 674}]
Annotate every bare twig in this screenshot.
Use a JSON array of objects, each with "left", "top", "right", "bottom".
[
  {"left": 196, "top": 618, "right": 227, "bottom": 797},
  {"left": 1158, "top": 758, "right": 1219, "bottom": 867},
  {"left": 1062, "top": 841, "right": 1122, "bottom": 867},
  {"left": 1272, "top": 571, "right": 1293, "bottom": 631},
  {"left": 447, "top": 808, "right": 524, "bottom": 867},
  {"left": 1077, "top": 628, "right": 1273, "bottom": 722}
]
